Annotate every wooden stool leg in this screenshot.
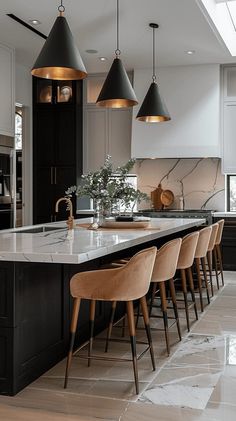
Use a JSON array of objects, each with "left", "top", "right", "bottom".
[
  {"left": 180, "top": 269, "right": 190, "bottom": 332},
  {"left": 186, "top": 267, "right": 198, "bottom": 321},
  {"left": 105, "top": 301, "right": 117, "bottom": 353},
  {"left": 169, "top": 278, "right": 181, "bottom": 341},
  {"left": 213, "top": 247, "right": 220, "bottom": 289},
  {"left": 126, "top": 300, "right": 139, "bottom": 394},
  {"left": 195, "top": 258, "right": 204, "bottom": 312},
  {"left": 135, "top": 301, "right": 140, "bottom": 328},
  {"left": 159, "top": 282, "right": 170, "bottom": 356},
  {"left": 64, "top": 298, "right": 81, "bottom": 388},
  {"left": 140, "top": 296, "right": 155, "bottom": 371},
  {"left": 122, "top": 313, "right": 126, "bottom": 337},
  {"left": 201, "top": 257, "right": 210, "bottom": 305},
  {"left": 149, "top": 282, "right": 158, "bottom": 317},
  {"left": 88, "top": 300, "right": 96, "bottom": 367},
  {"left": 216, "top": 244, "right": 224, "bottom": 286},
  {"left": 207, "top": 251, "right": 214, "bottom": 297}
]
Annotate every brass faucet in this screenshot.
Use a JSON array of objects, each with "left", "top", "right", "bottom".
[{"left": 55, "top": 197, "right": 74, "bottom": 230}]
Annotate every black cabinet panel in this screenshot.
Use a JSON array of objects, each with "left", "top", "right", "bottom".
[
  {"left": 56, "top": 107, "right": 76, "bottom": 167},
  {"left": 15, "top": 264, "right": 65, "bottom": 364},
  {"left": 33, "top": 77, "right": 82, "bottom": 224},
  {"left": 0, "top": 327, "right": 13, "bottom": 395},
  {"left": 34, "top": 108, "right": 55, "bottom": 167},
  {"left": 213, "top": 217, "right": 236, "bottom": 270},
  {"left": 0, "top": 263, "right": 14, "bottom": 327}
]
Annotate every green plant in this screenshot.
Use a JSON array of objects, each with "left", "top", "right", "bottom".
[{"left": 66, "top": 155, "right": 149, "bottom": 213}]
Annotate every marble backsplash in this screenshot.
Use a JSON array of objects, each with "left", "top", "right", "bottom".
[{"left": 134, "top": 158, "right": 225, "bottom": 211}]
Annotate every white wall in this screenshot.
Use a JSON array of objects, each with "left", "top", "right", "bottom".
[
  {"left": 132, "top": 64, "right": 221, "bottom": 158},
  {"left": 15, "top": 62, "right": 32, "bottom": 225}
]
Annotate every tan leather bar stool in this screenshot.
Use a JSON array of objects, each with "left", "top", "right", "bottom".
[
  {"left": 194, "top": 226, "right": 212, "bottom": 312},
  {"left": 149, "top": 238, "right": 182, "bottom": 356},
  {"left": 64, "top": 246, "right": 157, "bottom": 395},
  {"left": 206, "top": 223, "right": 219, "bottom": 293},
  {"left": 176, "top": 231, "right": 199, "bottom": 332},
  {"left": 213, "top": 219, "right": 225, "bottom": 287}
]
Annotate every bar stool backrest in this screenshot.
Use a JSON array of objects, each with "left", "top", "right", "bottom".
[
  {"left": 208, "top": 223, "right": 219, "bottom": 252},
  {"left": 195, "top": 226, "right": 212, "bottom": 259},
  {"left": 151, "top": 238, "right": 182, "bottom": 283},
  {"left": 70, "top": 246, "right": 157, "bottom": 302},
  {"left": 215, "top": 219, "right": 225, "bottom": 245},
  {"left": 177, "top": 231, "right": 199, "bottom": 270}
]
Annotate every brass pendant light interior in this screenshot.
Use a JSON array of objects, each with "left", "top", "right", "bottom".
[
  {"left": 31, "top": 1, "right": 87, "bottom": 80},
  {"left": 96, "top": 0, "right": 138, "bottom": 108},
  {"left": 136, "top": 23, "right": 171, "bottom": 122}
]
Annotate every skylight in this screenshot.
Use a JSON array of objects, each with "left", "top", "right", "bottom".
[{"left": 198, "top": 0, "right": 236, "bottom": 55}]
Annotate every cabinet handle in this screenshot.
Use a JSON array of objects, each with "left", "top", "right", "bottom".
[
  {"left": 50, "top": 167, "right": 54, "bottom": 184},
  {"left": 54, "top": 167, "right": 57, "bottom": 184}
]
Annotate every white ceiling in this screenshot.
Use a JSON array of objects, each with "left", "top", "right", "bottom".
[{"left": 0, "top": 0, "right": 236, "bottom": 73}]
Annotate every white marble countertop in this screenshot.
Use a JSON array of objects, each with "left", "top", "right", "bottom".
[
  {"left": 0, "top": 217, "right": 205, "bottom": 264},
  {"left": 213, "top": 212, "right": 236, "bottom": 217}
]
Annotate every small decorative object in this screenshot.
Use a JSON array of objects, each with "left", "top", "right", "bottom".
[
  {"left": 58, "top": 85, "right": 72, "bottom": 102},
  {"left": 66, "top": 156, "right": 149, "bottom": 224}
]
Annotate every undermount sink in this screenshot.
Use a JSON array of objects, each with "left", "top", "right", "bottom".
[{"left": 16, "top": 226, "right": 66, "bottom": 234}]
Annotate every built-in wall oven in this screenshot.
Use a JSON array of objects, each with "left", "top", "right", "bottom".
[{"left": 0, "top": 136, "right": 15, "bottom": 229}]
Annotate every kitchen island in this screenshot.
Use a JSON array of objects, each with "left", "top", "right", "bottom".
[{"left": 0, "top": 217, "right": 205, "bottom": 396}]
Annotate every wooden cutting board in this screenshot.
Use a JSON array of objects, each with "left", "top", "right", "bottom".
[{"left": 151, "top": 184, "right": 164, "bottom": 210}]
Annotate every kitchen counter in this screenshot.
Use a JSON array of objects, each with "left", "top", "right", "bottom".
[
  {"left": 0, "top": 217, "right": 205, "bottom": 264},
  {"left": 213, "top": 212, "right": 236, "bottom": 217},
  {"left": 0, "top": 217, "right": 205, "bottom": 397}
]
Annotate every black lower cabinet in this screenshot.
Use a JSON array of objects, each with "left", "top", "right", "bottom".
[
  {"left": 213, "top": 217, "right": 236, "bottom": 270},
  {"left": 0, "top": 259, "right": 122, "bottom": 396}
]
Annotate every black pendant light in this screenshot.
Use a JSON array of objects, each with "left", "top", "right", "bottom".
[
  {"left": 96, "top": 0, "right": 138, "bottom": 108},
  {"left": 31, "top": 0, "right": 87, "bottom": 80},
  {"left": 136, "top": 23, "right": 171, "bottom": 122}
]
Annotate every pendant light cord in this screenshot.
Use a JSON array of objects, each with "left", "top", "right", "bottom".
[
  {"left": 115, "top": 0, "right": 121, "bottom": 57},
  {"left": 58, "top": 0, "right": 65, "bottom": 13},
  {"left": 152, "top": 25, "right": 156, "bottom": 83}
]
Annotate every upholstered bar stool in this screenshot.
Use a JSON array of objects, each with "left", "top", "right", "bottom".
[
  {"left": 176, "top": 231, "right": 199, "bottom": 332},
  {"left": 194, "top": 226, "right": 212, "bottom": 312},
  {"left": 206, "top": 223, "right": 219, "bottom": 293},
  {"left": 149, "top": 238, "right": 182, "bottom": 356},
  {"left": 213, "top": 219, "right": 225, "bottom": 287},
  {"left": 64, "top": 246, "right": 157, "bottom": 395}
]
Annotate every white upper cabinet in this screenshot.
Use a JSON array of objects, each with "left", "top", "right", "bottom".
[
  {"left": 222, "top": 103, "right": 236, "bottom": 174},
  {"left": 223, "top": 66, "right": 236, "bottom": 101},
  {"left": 131, "top": 64, "right": 221, "bottom": 158},
  {"left": 222, "top": 66, "right": 236, "bottom": 174},
  {"left": 83, "top": 74, "right": 132, "bottom": 173},
  {"left": 0, "top": 43, "right": 15, "bottom": 137}
]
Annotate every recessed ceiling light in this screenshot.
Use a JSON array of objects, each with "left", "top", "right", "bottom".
[
  {"left": 85, "top": 49, "right": 98, "bottom": 54},
  {"left": 99, "top": 57, "right": 107, "bottom": 61},
  {"left": 29, "top": 19, "right": 41, "bottom": 25},
  {"left": 186, "top": 50, "right": 195, "bottom": 55}
]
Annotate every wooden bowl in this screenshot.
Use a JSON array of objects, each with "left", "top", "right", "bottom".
[{"left": 160, "top": 190, "right": 174, "bottom": 207}]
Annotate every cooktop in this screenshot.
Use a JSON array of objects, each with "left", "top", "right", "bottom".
[{"left": 139, "top": 209, "right": 215, "bottom": 213}]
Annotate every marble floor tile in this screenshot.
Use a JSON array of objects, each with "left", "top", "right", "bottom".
[
  {"left": 209, "top": 365, "right": 236, "bottom": 405},
  {"left": 0, "top": 388, "right": 128, "bottom": 420},
  {"left": 191, "top": 319, "right": 236, "bottom": 335},
  {"left": 209, "top": 296, "right": 236, "bottom": 308},
  {"left": 0, "top": 403, "right": 104, "bottom": 421},
  {"left": 120, "top": 402, "right": 215, "bottom": 421}
]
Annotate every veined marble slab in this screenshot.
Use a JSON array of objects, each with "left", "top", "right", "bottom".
[
  {"left": 140, "top": 334, "right": 225, "bottom": 410},
  {"left": 0, "top": 217, "right": 205, "bottom": 264}
]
